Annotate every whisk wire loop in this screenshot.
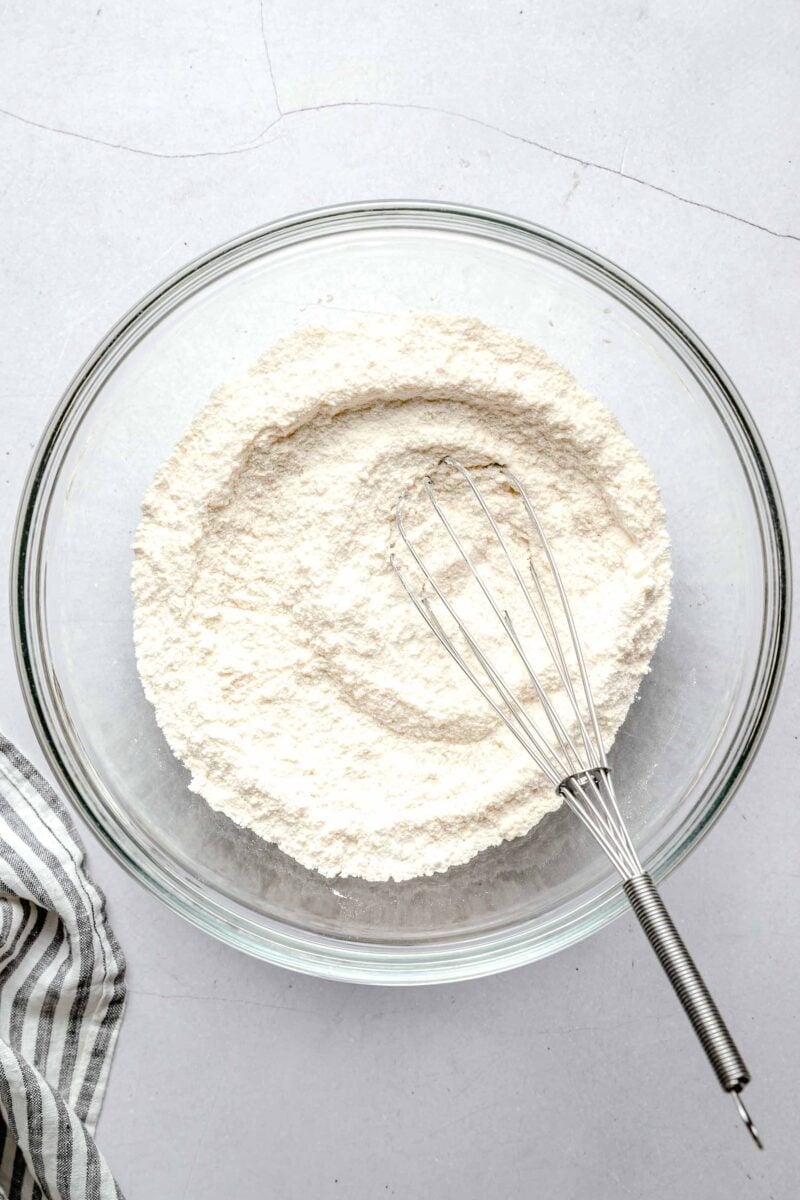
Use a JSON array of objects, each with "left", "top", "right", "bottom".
[{"left": 394, "top": 460, "right": 607, "bottom": 791}]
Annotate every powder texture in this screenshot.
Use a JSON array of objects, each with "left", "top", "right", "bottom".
[{"left": 132, "top": 314, "right": 671, "bottom": 881}]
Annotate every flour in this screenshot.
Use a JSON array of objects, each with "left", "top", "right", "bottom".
[{"left": 132, "top": 314, "right": 671, "bottom": 882}]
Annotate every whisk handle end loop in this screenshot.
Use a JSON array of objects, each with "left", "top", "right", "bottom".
[{"left": 623, "top": 872, "right": 760, "bottom": 1146}]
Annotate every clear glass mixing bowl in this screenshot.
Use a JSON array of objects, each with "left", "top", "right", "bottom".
[{"left": 12, "top": 203, "right": 789, "bottom": 983}]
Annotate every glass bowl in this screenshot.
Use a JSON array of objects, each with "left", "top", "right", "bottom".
[{"left": 12, "top": 203, "right": 789, "bottom": 984}]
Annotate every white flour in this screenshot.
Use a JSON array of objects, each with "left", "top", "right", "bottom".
[{"left": 132, "top": 314, "right": 671, "bottom": 881}]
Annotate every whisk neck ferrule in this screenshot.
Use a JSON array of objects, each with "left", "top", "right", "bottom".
[{"left": 557, "top": 765, "right": 611, "bottom": 798}]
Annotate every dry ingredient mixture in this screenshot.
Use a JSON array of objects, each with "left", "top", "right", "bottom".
[{"left": 132, "top": 315, "right": 671, "bottom": 881}]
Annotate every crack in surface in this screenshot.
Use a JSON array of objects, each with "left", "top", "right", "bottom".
[
  {"left": 0, "top": 103, "right": 284, "bottom": 159},
  {"left": 259, "top": 0, "right": 282, "bottom": 114},
  {"left": 315, "top": 100, "right": 800, "bottom": 243},
  {"left": 0, "top": 97, "right": 796, "bottom": 243}
]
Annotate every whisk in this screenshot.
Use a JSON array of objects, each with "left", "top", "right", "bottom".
[{"left": 391, "top": 456, "right": 761, "bottom": 1148}]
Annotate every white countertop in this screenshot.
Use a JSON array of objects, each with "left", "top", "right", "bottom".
[{"left": 1, "top": 3, "right": 798, "bottom": 1196}]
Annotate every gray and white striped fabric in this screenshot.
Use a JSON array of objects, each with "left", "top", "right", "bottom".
[{"left": 0, "top": 739, "right": 126, "bottom": 1200}]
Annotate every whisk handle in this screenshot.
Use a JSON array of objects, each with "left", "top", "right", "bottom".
[{"left": 623, "top": 872, "right": 750, "bottom": 1094}]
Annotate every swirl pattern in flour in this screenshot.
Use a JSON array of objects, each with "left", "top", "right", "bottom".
[{"left": 132, "top": 315, "right": 671, "bottom": 881}]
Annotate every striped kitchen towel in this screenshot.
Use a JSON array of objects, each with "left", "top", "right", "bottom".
[{"left": 0, "top": 738, "right": 126, "bottom": 1200}]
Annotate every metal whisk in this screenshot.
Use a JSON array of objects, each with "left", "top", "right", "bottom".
[{"left": 391, "top": 456, "right": 761, "bottom": 1148}]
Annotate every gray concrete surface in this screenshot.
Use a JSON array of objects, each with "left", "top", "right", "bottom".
[{"left": 1, "top": 2, "right": 798, "bottom": 1196}]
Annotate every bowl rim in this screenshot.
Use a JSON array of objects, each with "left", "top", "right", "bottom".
[{"left": 11, "top": 200, "right": 792, "bottom": 984}]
